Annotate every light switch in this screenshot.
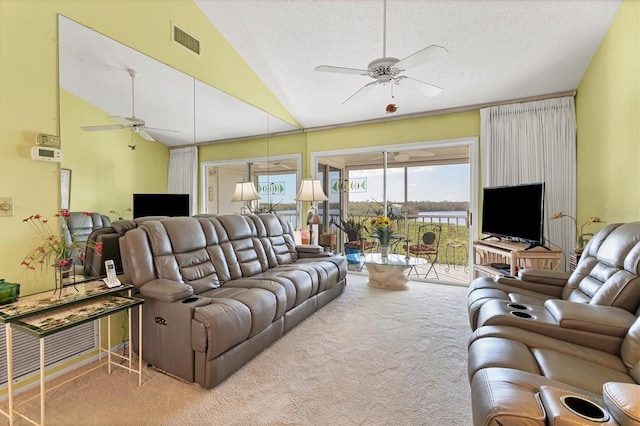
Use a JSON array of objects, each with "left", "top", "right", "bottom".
[{"left": 0, "top": 197, "right": 14, "bottom": 217}]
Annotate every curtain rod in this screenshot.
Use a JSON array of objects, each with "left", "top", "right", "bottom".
[{"left": 303, "top": 90, "right": 576, "bottom": 133}]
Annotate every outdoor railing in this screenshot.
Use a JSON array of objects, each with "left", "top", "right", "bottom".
[
  {"left": 274, "top": 211, "right": 469, "bottom": 267},
  {"left": 339, "top": 213, "right": 470, "bottom": 266}
]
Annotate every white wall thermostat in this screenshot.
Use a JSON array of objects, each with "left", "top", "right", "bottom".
[{"left": 31, "top": 146, "right": 62, "bottom": 162}]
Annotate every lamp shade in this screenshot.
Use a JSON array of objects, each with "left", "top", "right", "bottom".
[
  {"left": 231, "top": 181, "right": 260, "bottom": 202},
  {"left": 295, "top": 179, "right": 328, "bottom": 202}
]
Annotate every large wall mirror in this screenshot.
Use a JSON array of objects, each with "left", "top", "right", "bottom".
[
  {"left": 201, "top": 153, "right": 302, "bottom": 228},
  {"left": 57, "top": 14, "right": 298, "bottom": 214}
]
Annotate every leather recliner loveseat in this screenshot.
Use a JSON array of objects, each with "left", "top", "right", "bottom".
[
  {"left": 119, "top": 213, "right": 347, "bottom": 389},
  {"left": 468, "top": 222, "right": 640, "bottom": 330},
  {"left": 466, "top": 222, "right": 640, "bottom": 425}
]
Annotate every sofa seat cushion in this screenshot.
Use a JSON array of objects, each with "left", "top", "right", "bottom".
[
  {"left": 295, "top": 258, "right": 344, "bottom": 292},
  {"left": 252, "top": 268, "right": 316, "bottom": 309},
  {"left": 467, "top": 337, "right": 542, "bottom": 380},
  {"left": 216, "top": 278, "right": 288, "bottom": 320},
  {"left": 192, "top": 287, "right": 277, "bottom": 360},
  {"left": 531, "top": 348, "right": 635, "bottom": 394},
  {"left": 469, "top": 326, "right": 634, "bottom": 395}
]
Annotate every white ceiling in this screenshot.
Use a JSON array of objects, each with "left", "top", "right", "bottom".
[{"left": 59, "top": 0, "right": 621, "bottom": 147}]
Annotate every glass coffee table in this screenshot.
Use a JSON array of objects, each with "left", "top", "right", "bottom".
[{"left": 363, "top": 253, "right": 426, "bottom": 290}]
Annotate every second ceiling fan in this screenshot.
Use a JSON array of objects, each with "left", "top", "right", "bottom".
[
  {"left": 315, "top": 0, "right": 448, "bottom": 104},
  {"left": 81, "top": 68, "right": 178, "bottom": 142}
]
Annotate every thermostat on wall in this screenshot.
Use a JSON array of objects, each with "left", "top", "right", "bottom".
[{"left": 31, "top": 146, "right": 62, "bottom": 162}]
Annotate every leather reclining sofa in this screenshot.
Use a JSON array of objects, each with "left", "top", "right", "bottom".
[
  {"left": 118, "top": 213, "right": 347, "bottom": 389},
  {"left": 466, "top": 222, "right": 640, "bottom": 425}
]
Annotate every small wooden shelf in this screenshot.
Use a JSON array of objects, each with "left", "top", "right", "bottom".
[{"left": 473, "top": 239, "right": 563, "bottom": 279}]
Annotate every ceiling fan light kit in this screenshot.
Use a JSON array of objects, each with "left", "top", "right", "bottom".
[{"left": 315, "top": 0, "right": 447, "bottom": 104}]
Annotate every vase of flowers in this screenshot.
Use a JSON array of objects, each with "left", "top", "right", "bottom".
[
  {"left": 369, "top": 215, "right": 393, "bottom": 258},
  {"left": 21, "top": 210, "right": 103, "bottom": 293},
  {"left": 552, "top": 212, "right": 604, "bottom": 254}
]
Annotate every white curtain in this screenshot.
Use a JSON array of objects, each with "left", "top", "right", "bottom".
[
  {"left": 480, "top": 96, "right": 576, "bottom": 269},
  {"left": 168, "top": 146, "right": 198, "bottom": 215}
]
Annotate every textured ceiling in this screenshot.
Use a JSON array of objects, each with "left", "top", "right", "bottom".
[
  {"left": 197, "top": 0, "right": 620, "bottom": 128},
  {"left": 59, "top": 0, "right": 621, "bottom": 147}
]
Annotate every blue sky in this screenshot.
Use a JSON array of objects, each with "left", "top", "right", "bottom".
[
  {"left": 348, "top": 164, "right": 469, "bottom": 203},
  {"left": 257, "top": 163, "right": 469, "bottom": 204}
]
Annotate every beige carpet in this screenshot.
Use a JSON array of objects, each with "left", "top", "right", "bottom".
[{"left": 4, "top": 273, "right": 473, "bottom": 425}]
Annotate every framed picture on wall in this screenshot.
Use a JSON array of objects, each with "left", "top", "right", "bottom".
[{"left": 60, "top": 168, "right": 71, "bottom": 210}]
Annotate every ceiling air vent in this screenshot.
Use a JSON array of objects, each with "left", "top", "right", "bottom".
[{"left": 172, "top": 25, "right": 200, "bottom": 55}]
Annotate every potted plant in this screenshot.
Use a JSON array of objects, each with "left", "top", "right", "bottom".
[
  {"left": 331, "top": 214, "right": 365, "bottom": 246},
  {"left": 21, "top": 210, "right": 103, "bottom": 291}
]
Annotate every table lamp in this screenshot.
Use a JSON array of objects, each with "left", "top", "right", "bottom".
[
  {"left": 295, "top": 178, "right": 328, "bottom": 245},
  {"left": 231, "top": 181, "right": 260, "bottom": 214}
]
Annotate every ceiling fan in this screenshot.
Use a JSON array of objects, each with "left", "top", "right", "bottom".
[
  {"left": 256, "top": 161, "right": 293, "bottom": 170},
  {"left": 315, "top": 0, "right": 447, "bottom": 104},
  {"left": 80, "top": 68, "right": 178, "bottom": 142},
  {"left": 371, "top": 151, "right": 436, "bottom": 162}
]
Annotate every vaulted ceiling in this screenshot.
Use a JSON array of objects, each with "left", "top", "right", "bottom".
[{"left": 59, "top": 0, "right": 621, "bottom": 147}]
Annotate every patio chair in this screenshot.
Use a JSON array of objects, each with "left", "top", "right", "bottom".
[{"left": 408, "top": 223, "right": 442, "bottom": 279}]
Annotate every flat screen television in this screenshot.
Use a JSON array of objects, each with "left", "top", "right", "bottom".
[
  {"left": 133, "top": 193, "right": 190, "bottom": 218},
  {"left": 481, "top": 182, "right": 545, "bottom": 247}
]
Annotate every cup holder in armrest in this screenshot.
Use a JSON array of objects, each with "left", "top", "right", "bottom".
[
  {"left": 509, "top": 310, "right": 535, "bottom": 320},
  {"left": 507, "top": 303, "right": 530, "bottom": 310},
  {"left": 181, "top": 296, "right": 200, "bottom": 304},
  {"left": 560, "top": 395, "right": 609, "bottom": 422}
]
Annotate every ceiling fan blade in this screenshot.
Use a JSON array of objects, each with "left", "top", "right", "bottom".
[
  {"left": 407, "top": 150, "right": 436, "bottom": 157},
  {"left": 81, "top": 124, "right": 125, "bottom": 132},
  {"left": 396, "top": 44, "right": 448, "bottom": 71},
  {"left": 135, "top": 128, "right": 156, "bottom": 142},
  {"left": 395, "top": 76, "right": 443, "bottom": 97},
  {"left": 315, "top": 65, "right": 368, "bottom": 76},
  {"left": 144, "top": 126, "right": 180, "bottom": 133},
  {"left": 108, "top": 116, "right": 136, "bottom": 126},
  {"left": 342, "top": 81, "right": 379, "bottom": 104}
]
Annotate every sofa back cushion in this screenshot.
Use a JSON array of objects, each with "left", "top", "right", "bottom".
[
  {"left": 142, "top": 218, "right": 221, "bottom": 294},
  {"left": 121, "top": 214, "right": 300, "bottom": 294},
  {"left": 563, "top": 222, "right": 640, "bottom": 313},
  {"left": 249, "top": 213, "right": 298, "bottom": 267},
  {"left": 211, "top": 215, "right": 269, "bottom": 279}
]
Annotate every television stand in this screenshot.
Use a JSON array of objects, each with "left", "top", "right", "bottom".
[{"left": 473, "top": 239, "right": 562, "bottom": 278}]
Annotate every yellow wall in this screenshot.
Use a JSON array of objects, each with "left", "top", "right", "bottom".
[
  {"left": 60, "top": 90, "right": 169, "bottom": 212},
  {"left": 0, "top": 0, "right": 290, "bottom": 292},
  {"left": 200, "top": 110, "right": 480, "bottom": 176},
  {"left": 576, "top": 0, "right": 640, "bottom": 224}
]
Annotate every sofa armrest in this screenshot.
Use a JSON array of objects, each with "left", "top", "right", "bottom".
[
  {"left": 296, "top": 244, "right": 331, "bottom": 258},
  {"left": 544, "top": 300, "right": 636, "bottom": 337},
  {"left": 603, "top": 382, "right": 640, "bottom": 425},
  {"left": 516, "top": 269, "right": 571, "bottom": 286},
  {"left": 139, "top": 279, "right": 193, "bottom": 303},
  {"left": 494, "top": 270, "right": 564, "bottom": 299},
  {"left": 296, "top": 244, "right": 324, "bottom": 253}
]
